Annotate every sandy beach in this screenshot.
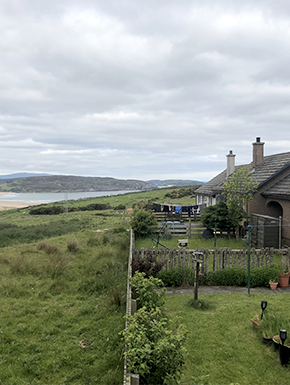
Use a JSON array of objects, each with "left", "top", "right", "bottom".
[
  {"left": 0, "top": 192, "right": 40, "bottom": 210},
  {"left": 0, "top": 198, "right": 40, "bottom": 211}
]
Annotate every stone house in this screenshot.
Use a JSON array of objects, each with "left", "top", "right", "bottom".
[{"left": 195, "top": 137, "right": 290, "bottom": 245}]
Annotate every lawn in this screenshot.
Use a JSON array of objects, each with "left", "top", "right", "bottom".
[
  {"left": 164, "top": 292, "right": 290, "bottom": 385},
  {"left": 135, "top": 235, "right": 247, "bottom": 250}
]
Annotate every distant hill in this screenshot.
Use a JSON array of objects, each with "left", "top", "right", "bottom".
[
  {"left": 0, "top": 172, "right": 51, "bottom": 180},
  {"left": 148, "top": 179, "right": 204, "bottom": 187},
  {"left": 0, "top": 175, "right": 156, "bottom": 193}
]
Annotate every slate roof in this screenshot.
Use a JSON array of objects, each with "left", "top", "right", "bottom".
[
  {"left": 262, "top": 173, "right": 290, "bottom": 199},
  {"left": 196, "top": 151, "right": 290, "bottom": 197}
]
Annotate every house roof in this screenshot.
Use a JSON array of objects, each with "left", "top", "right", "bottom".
[
  {"left": 196, "top": 151, "right": 290, "bottom": 197},
  {"left": 262, "top": 173, "right": 290, "bottom": 199}
]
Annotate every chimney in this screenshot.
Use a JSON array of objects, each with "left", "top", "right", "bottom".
[
  {"left": 252, "top": 137, "right": 265, "bottom": 168},
  {"left": 227, "top": 150, "right": 236, "bottom": 177}
]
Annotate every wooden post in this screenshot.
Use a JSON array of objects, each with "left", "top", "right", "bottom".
[
  {"left": 193, "top": 252, "right": 203, "bottom": 301},
  {"left": 194, "top": 261, "right": 199, "bottom": 300}
]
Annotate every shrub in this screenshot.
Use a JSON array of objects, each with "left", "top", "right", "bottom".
[
  {"left": 131, "top": 272, "right": 165, "bottom": 310},
  {"left": 250, "top": 264, "right": 280, "bottom": 287},
  {"left": 132, "top": 251, "right": 164, "bottom": 278},
  {"left": 114, "top": 204, "right": 126, "bottom": 210},
  {"left": 205, "top": 267, "right": 247, "bottom": 286},
  {"left": 203, "top": 264, "right": 280, "bottom": 287},
  {"left": 29, "top": 206, "right": 65, "bottom": 215},
  {"left": 121, "top": 307, "right": 187, "bottom": 385},
  {"left": 131, "top": 209, "right": 157, "bottom": 238},
  {"left": 157, "top": 267, "right": 195, "bottom": 287}
]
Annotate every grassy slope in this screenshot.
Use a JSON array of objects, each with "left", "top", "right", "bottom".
[
  {"left": 0, "top": 227, "right": 129, "bottom": 385},
  {"left": 165, "top": 293, "right": 290, "bottom": 385}
]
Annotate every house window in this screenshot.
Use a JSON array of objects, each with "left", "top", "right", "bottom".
[{"left": 216, "top": 194, "right": 225, "bottom": 203}]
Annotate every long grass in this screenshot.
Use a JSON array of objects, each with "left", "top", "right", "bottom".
[
  {"left": 0, "top": 229, "right": 129, "bottom": 384},
  {"left": 164, "top": 293, "right": 290, "bottom": 385}
]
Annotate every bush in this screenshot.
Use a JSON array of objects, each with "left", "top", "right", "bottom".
[
  {"left": 131, "top": 272, "right": 165, "bottom": 310},
  {"left": 205, "top": 267, "right": 247, "bottom": 286},
  {"left": 132, "top": 251, "right": 164, "bottom": 278},
  {"left": 131, "top": 209, "right": 157, "bottom": 238},
  {"left": 251, "top": 264, "right": 280, "bottom": 287},
  {"left": 203, "top": 264, "right": 280, "bottom": 287},
  {"left": 121, "top": 307, "right": 187, "bottom": 385},
  {"left": 114, "top": 204, "right": 126, "bottom": 210},
  {"left": 29, "top": 205, "right": 65, "bottom": 215},
  {"left": 157, "top": 267, "right": 195, "bottom": 287}
]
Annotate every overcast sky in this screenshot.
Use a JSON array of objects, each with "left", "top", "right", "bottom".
[{"left": 1, "top": 0, "right": 290, "bottom": 182}]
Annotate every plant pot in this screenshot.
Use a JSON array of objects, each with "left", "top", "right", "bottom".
[
  {"left": 273, "top": 335, "right": 280, "bottom": 352},
  {"left": 262, "top": 336, "right": 273, "bottom": 345},
  {"left": 280, "top": 344, "right": 290, "bottom": 366},
  {"left": 279, "top": 274, "right": 289, "bottom": 288},
  {"left": 269, "top": 282, "right": 278, "bottom": 290}
]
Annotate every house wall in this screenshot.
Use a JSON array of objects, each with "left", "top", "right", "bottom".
[
  {"left": 196, "top": 194, "right": 217, "bottom": 207},
  {"left": 247, "top": 192, "right": 290, "bottom": 246}
]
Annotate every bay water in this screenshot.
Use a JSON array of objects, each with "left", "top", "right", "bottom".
[{"left": 0, "top": 190, "right": 137, "bottom": 205}]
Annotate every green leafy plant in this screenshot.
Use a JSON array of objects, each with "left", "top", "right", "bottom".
[
  {"left": 223, "top": 166, "right": 258, "bottom": 235},
  {"left": 157, "top": 267, "right": 195, "bottom": 287},
  {"left": 201, "top": 201, "right": 234, "bottom": 233},
  {"left": 131, "top": 209, "right": 158, "bottom": 238},
  {"left": 122, "top": 307, "right": 187, "bottom": 385},
  {"left": 131, "top": 271, "right": 165, "bottom": 310},
  {"left": 203, "top": 264, "right": 280, "bottom": 288}
]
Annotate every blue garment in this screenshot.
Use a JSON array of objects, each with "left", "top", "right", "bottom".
[{"left": 175, "top": 206, "right": 182, "bottom": 214}]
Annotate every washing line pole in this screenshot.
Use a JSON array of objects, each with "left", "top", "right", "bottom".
[
  {"left": 279, "top": 216, "right": 282, "bottom": 249},
  {"left": 213, "top": 225, "right": 217, "bottom": 271},
  {"left": 247, "top": 223, "right": 251, "bottom": 297}
]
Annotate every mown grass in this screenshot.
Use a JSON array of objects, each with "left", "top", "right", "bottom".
[
  {"left": 136, "top": 235, "right": 247, "bottom": 250},
  {"left": 164, "top": 293, "right": 290, "bottom": 385},
  {"left": 0, "top": 229, "right": 129, "bottom": 384}
]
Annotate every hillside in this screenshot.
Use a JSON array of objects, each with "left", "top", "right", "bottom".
[
  {"left": 148, "top": 179, "right": 204, "bottom": 187},
  {"left": 0, "top": 175, "right": 156, "bottom": 193}
]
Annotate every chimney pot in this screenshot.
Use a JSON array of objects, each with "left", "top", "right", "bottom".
[{"left": 256, "top": 137, "right": 260, "bottom": 143}]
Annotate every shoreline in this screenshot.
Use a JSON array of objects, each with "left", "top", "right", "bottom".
[{"left": 0, "top": 201, "right": 40, "bottom": 211}]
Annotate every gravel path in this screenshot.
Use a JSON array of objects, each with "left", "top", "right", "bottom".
[{"left": 165, "top": 286, "right": 290, "bottom": 295}]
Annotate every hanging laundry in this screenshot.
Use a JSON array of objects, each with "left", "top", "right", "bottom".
[{"left": 175, "top": 206, "right": 182, "bottom": 214}]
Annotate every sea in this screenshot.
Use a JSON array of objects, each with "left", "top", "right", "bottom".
[{"left": 0, "top": 190, "right": 138, "bottom": 205}]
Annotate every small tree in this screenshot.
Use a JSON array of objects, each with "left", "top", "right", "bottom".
[
  {"left": 131, "top": 209, "right": 157, "bottom": 238},
  {"left": 201, "top": 201, "right": 234, "bottom": 233},
  {"left": 223, "top": 166, "right": 258, "bottom": 235}
]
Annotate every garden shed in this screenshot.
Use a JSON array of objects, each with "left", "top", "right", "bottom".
[{"left": 251, "top": 214, "right": 280, "bottom": 248}]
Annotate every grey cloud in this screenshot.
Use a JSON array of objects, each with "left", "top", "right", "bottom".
[{"left": 0, "top": 0, "right": 290, "bottom": 180}]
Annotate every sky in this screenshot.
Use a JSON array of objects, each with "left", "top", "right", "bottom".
[{"left": 1, "top": 0, "right": 290, "bottom": 182}]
